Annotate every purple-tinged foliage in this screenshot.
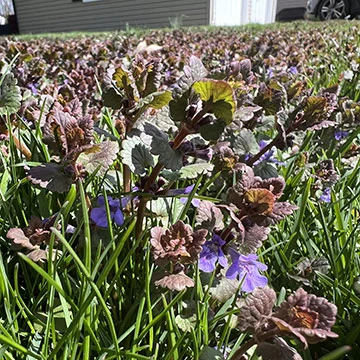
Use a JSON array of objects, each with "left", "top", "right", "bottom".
[
  {"left": 227, "top": 163, "right": 297, "bottom": 226},
  {"left": 0, "top": 26, "right": 347, "bottom": 359},
  {"left": 238, "top": 286, "right": 277, "bottom": 332},
  {"left": 195, "top": 200, "right": 224, "bottom": 232},
  {"left": 238, "top": 222, "right": 271, "bottom": 254},
  {"left": 154, "top": 268, "right": 195, "bottom": 291},
  {"left": 272, "top": 288, "right": 338, "bottom": 346},
  {"left": 7, "top": 215, "right": 59, "bottom": 262},
  {"left": 150, "top": 220, "right": 207, "bottom": 267},
  {"left": 237, "top": 286, "right": 338, "bottom": 354},
  {"left": 42, "top": 98, "right": 94, "bottom": 159},
  {"left": 150, "top": 221, "right": 207, "bottom": 291},
  {"left": 315, "top": 159, "right": 339, "bottom": 187}
]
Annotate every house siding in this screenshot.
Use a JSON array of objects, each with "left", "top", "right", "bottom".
[
  {"left": 276, "top": 0, "right": 307, "bottom": 13},
  {"left": 14, "top": 0, "right": 210, "bottom": 34}
]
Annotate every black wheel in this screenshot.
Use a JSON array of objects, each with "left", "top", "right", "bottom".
[{"left": 317, "top": 0, "right": 350, "bottom": 20}]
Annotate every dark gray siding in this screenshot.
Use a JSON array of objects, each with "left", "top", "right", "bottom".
[
  {"left": 276, "top": 0, "right": 307, "bottom": 13},
  {"left": 14, "top": 0, "right": 210, "bottom": 34}
]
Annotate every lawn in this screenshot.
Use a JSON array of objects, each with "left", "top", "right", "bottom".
[{"left": 0, "top": 20, "right": 359, "bottom": 359}]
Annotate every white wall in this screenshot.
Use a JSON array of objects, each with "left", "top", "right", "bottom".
[{"left": 211, "top": 0, "right": 277, "bottom": 25}]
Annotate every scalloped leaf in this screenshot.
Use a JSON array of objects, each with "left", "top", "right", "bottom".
[
  {"left": 143, "top": 122, "right": 182, "bottom": 171},
  {"left": 195, "top": 200, "right": 224, "bottom": 231},
  {"left": 199, "top": 346, "right": 225, "bottom": 360},
  {"left": 80, "top": 141, "right": 119, "bottom": 175},
  {"left": 147, "top": 197, "right": 184, "bottom": 228},
  {"left": 102, "top": 87, "right": 122, "bottom": 110},
  {"left": 238, "top": 286, "right": 276, "bottom": 332},
  {"left": 175, "top": 302, "right": 197, "bottom": 333},
  {"left": 135, "top": 91, "right": 172, "bottom": 111},
  {"left": 0, "top": 72, "right": 22, "bottom": 115},
  {"left": 193, "top": 79, "right": 235, "bottom": 124},
  {"left": 180, "top": 162, "right": 214, "bottom": 179},
  {"left": 254, "top": 162, "right": 279, "bottom": 179},
  {"left": 244, "top": 188, "right": 275, "bottom": 215},
  {"left": 233, "top": 128, "right": 259, "bottom": 155},
  {"left": 240, "top": 224, "right": 270, "bottom": 254},
  {"left": 120, "top": 136, "right": 154, "bottom": 175},
  {"left": 27, "top": 163, "right": 74, "bottom": 193},
  {"left": 175, "top": 314, "right": 197, "bottom": 333},
  {"left": 199, "top": 120, "right": 226, "bottom": 141},
  {"left": 210, "top": 274, "right": 240, "bottom": 303},
  {"left": 169, "top": 91, "right": 189, "bottom": 123},
  {"left": 173, "top": 55, "right": 208, "bottom": 98},
  {"left": 113, "top": 66, "right": 132, "bottom": 88},
  {"left": 112, "top": 65, "right": 139, "bottom": 102}
]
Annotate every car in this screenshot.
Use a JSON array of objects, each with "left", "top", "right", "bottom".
[
  {"left": 276, "top": 7, "right": 306, "bottom": 21},
  {"left": 306, "top": 0, "right": 360, "bottom": 20}
]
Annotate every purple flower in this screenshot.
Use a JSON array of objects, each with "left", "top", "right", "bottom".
[
  {"left": 198, "top": 234, "right": 228, "bottom": 272},
  {"left": 28, "top": 83, "right": 39, "bottom": 95},
  {"left": 319, "top": 188, "right": 331, "bottom": 203},
  {"left": 120, "top": 186, "right": 139, "bottom": 208},
  {"left": 214, "top": 345, "right": 231, "bottom": 359},
  {"left": 334, "top": 130, "right": 349, "bottom": 141},
  {"left": 91, "top": 196, "right": 124, "bottom": 228},
  {"left": 246, "top": 140, "right": 284, "bottom": 166},
  {"left": 267, "top": 68, "right": 274, "bottom": 79},
  {"left": 167, "top": 185, "right": 200, "bottom": 207},
  {"left": 226, "top": 250, "right": 268, "bottom": 293},
  {"left": 288, "top": 66, "right": 298, "bottom": 75},
  {"left": 194, "top": 147, "right": 213, "bottom": 162}
]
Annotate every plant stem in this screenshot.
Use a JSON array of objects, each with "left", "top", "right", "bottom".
[
  {"left": 123, "top": 164, "right": 131, "bottom": 193},
  {"left": 229, "top": 338, "right": 256, "bottom": 360},
  {"left": 134, "top": 125, "right": 191, "bottom": 237},
  {"left": 246, "top": 138, "right": 277, "bottom": 167},
  {"left": 220, "top": 220, "right": 237, "bottom": 242},
  {"left": 12, "top": 134, "right": 32, "bottom": 160},
  {"left": 229, "top": 328, "right": 281, "bottom": 360}
]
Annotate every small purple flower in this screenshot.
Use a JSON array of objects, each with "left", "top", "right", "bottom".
[
  {"left": 319, "top": 188, "right": 331, "bottom": 203},
  {"left": 120, "top": 186, "right": 139, "bottom": 208},
  {"left": 167, "top": 185, "right": 200, "bottom": 207},
  {"left": 288, "top": 66, "right": 298, "bottom": 75},
  {"left": 198, "top": 234, "right": 228, "bottom": 272},
  {"left": 334, "top": 130, "right": 349, "bottom": 141},
  {"left": 247, "top": 140, "right": 284, "bottom": 166},
  {"left": 28, "top": 83, "right": 39, "bottom": 95},
  {"left": 267, "top": 68, "right": 274, "bottom": 79},
  {"left": 214, "top": 345, "right": 231, "bottom": 359},
  {"left": 226, "top": 250, "right": 268, "bottom": 293},
  {"left": 194, "top": 147, "right": 213, "bottom": 162},
  {"left": 91, "top": 196, "right": 124, "bottom": 228}
]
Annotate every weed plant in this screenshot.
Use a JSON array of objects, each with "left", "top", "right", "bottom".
[{"left": 0, "top": 21, "right": 359, "bottom": 360}]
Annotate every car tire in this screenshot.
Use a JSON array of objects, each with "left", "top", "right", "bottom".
[{"left": 317, "top": 0, "right": 350, "bottom": 20}]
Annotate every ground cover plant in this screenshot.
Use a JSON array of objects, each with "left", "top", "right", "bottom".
[{"left": 0, "top": 20, "right": 360, "bottom": 359}]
